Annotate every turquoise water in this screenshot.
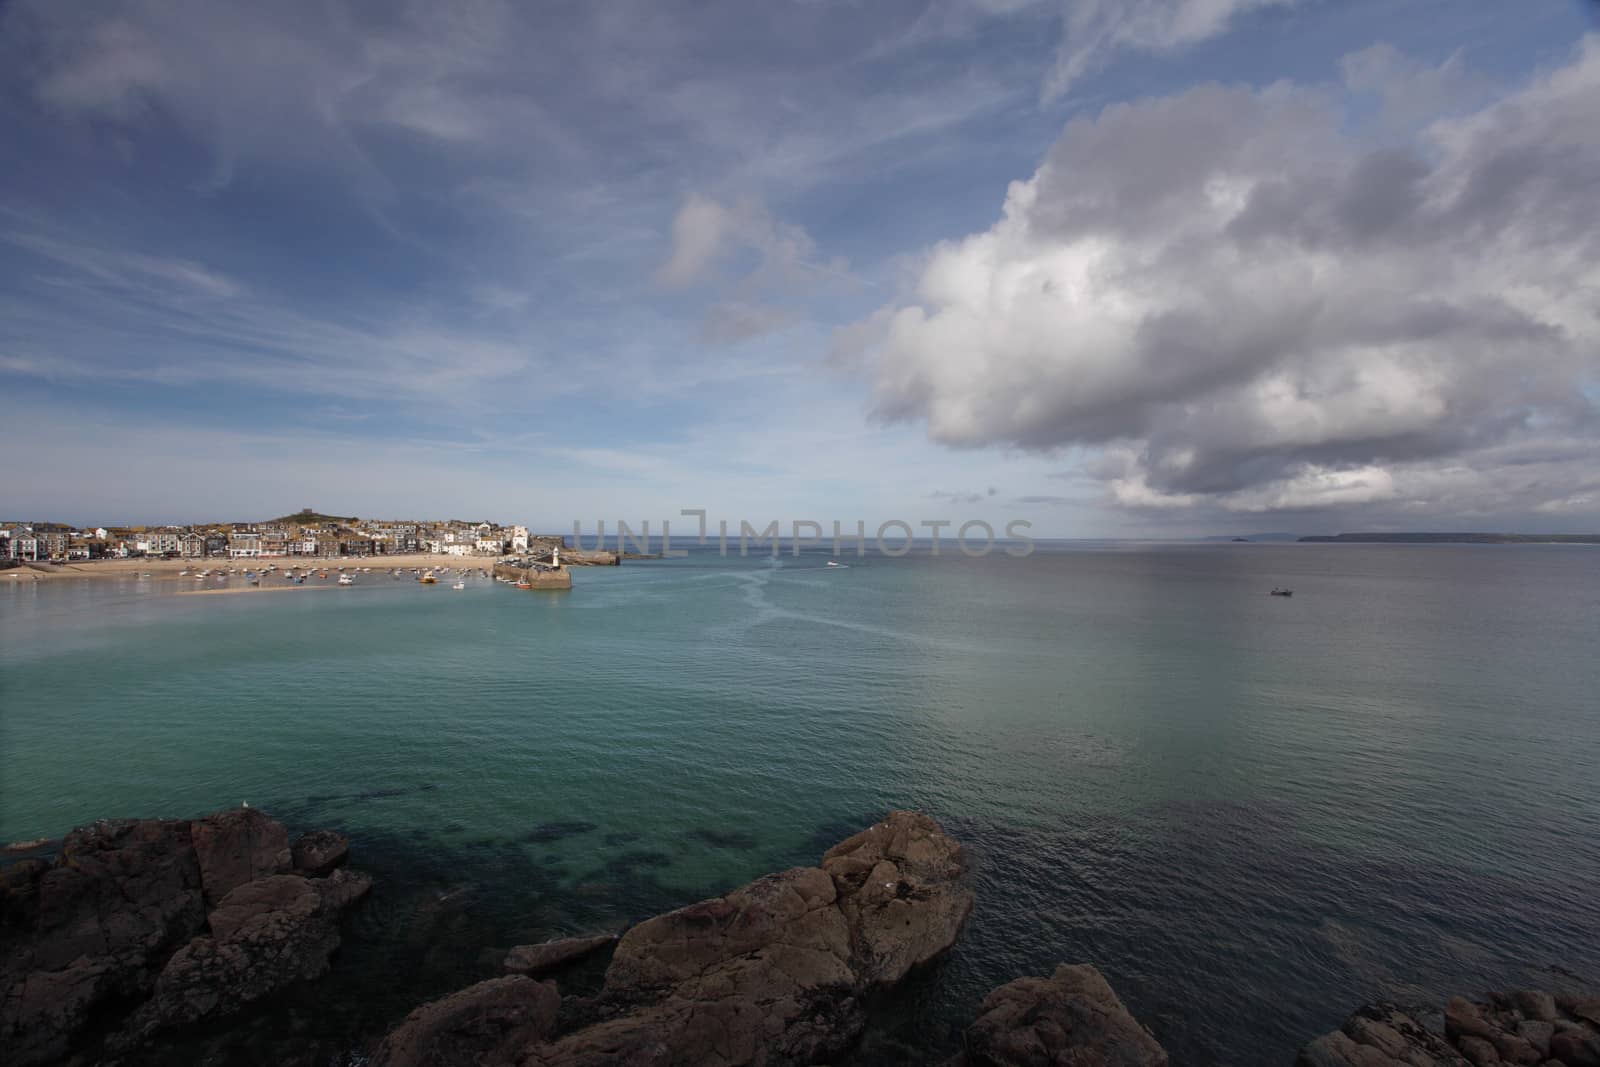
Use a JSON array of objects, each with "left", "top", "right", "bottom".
[{"left": 3, "top": 544, "right": 1598, "bottom": 1063}]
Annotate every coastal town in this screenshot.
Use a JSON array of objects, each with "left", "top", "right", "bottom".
[{"left": 0, "top": 509, "right": 537, "bottom": 563}]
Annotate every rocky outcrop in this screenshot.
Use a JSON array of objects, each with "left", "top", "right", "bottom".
[
  {"left": 291, "top": 828, "right": 350, "bottom": 876},
  {"left": 189, "top": 805, "right": 292, "bottom": 905},
  {"left": 375, "top": 809, "right": 973, "bottom": 1067},
  {"left": 373, "top": 976, "right": 563, "bottom": 1067},
  {"left": 116, "top": 868, "right": 373, "bottom": 1047},
  {"left": 947, "top": 964, "right": 1169, "bottom": 1067},
  {"left": 504, "top": 934, "right": 618, "bottom": 977},
  {"left": 1298, "top": 992, "right": 1600, "bottom": 1067},
  {"left": 0, "top": 807, "right": 368, "bottom": 1066}
]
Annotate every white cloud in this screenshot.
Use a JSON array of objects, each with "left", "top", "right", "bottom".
[
  {"left": 852, "top": 39, "right": 1600, "bottom": 522},
  {"left": 657, "top": 194, "right": 737, "bottom": 287}
]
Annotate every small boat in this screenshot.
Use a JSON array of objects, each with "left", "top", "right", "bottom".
[
  {"left": 452, "top": 581, "right": 466, "bottom": 590},
  {"left": 419, "top": 573, "right": 437, "bottom": 584},
  {"left": 1270, "top": 588, "right": 1293, "bottom": 597},
  {"left": 248, "top": 575, "right": 260, "bottom": 586},
  {"left": 515, "top": 579, "right": 532, "bottom": 589},
  {"left": 338, "top": 574, "right": 354, "bottom": 586}
]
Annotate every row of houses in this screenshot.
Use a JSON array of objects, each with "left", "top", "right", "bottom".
[{"left": 1, "top": 519, "right": 531, "bottom": 562}]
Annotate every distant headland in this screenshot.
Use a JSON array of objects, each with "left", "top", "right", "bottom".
[{"left": 1295, "top": 532, "right": 1600, "bottom": 544}]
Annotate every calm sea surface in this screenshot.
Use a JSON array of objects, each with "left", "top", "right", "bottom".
[{"left": 3, "top": 543, "right": 1598, "bottom": 1064}]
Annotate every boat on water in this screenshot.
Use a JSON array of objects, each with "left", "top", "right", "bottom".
[
  {"left": 452, "top": 581, "right": 466, "bottom": 590},
  {"left": 338, "top": 574, "right": 354, "bottom": 585},
  {"left": 419, "top": 573, "right": 438, "bottom": 584},
  {"left": 1270, "top": 588, "right": 1293, "bottom": 597},
  {"left": 515, "top": 579, "right": 532, "bottom": 589}
]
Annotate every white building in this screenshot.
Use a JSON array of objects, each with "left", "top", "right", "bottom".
[
  {"left": 510, "top": 525, "right": 529, "bottom": 553},
  {"left": 146, "top": 532, "right": 181, "bottom": 555},
  {"left": 228, "top": 532, "right": 262, "bottom": 558}
]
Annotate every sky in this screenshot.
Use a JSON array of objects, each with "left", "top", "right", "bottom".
[{"left": 1, "top": 0, "right": 1597, "bottom": 536}]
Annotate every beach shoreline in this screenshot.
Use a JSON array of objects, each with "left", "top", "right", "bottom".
[{"left": 3, "top": 553, "right": 498, "bottom": 582}]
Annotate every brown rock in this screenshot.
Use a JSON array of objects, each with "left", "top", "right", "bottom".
[
  {"left": 1297, "top": 1003, "right": 1467, "bottom": 1067},
  {"left": 504, "top": 935, "right": 618, "bottom": 976},
  {"left": 117, "top": 869, "right": 372, "bottom": 1043},
  {"left": 955, "top": 963, "right": 1167, "bottom": 1067},
  {"left": 1519, "top": 1020, "right": 1556, "bottom": 1058},
  {"left": 291, "top": 829, "right": 350, "bottom": 876},
  {"left": 1515, "top": 992, "right": 1559, "bottom": 1023},
  {"left": 488, "top": 811, "right": 968, "bottom": 1067},
  {"left": 1558, "top": 997, "right": 1600, "bottom": 1028},
  {"left": 823, "top": 810, "right": 974, "bottom": 986},
  {"left": 1457, "top": 1034, "right": 1501, "bottom": 1066},
  {"left": 0, "top": 817, "right": 206, "bottom": 1066},
  {"left": 1494, "top": 1030, "right": 1546, "bottom": 1065},
  {"left": 1550, "top": 1027, "right": 1600, "bottom": 1067},
  {"left": 189, "top": 806, "right": 291, "bottom": 905},
  {"left": 372, "top": 976, "right": 560, "bottom": 1067},
  {"left": 1451, "top": 998, "right": 1500, "bottom": 1043}
]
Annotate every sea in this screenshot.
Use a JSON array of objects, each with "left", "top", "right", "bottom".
[{"left": 2, "top": 541, "right": 1598, "bottom": 1065}]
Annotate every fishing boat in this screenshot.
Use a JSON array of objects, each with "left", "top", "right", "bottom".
[
  {"left": 452, "top": 580, "right": 466, "bottom": 590},
  {"left": 1270, "top": 588, "right": 1293, "bottom": 597},
  {"left": 515, "top": 578, "right": 532, "bottom": 589},
  {"left": 338, "top": 574, "right": 354, "bottom": 585},
  {"left": 419, "top": 572, "right": 438, "bottom": 584}
]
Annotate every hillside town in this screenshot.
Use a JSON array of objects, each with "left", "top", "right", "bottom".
[{"left": 0, "top": 509, "right": 533, "bottom": 563}]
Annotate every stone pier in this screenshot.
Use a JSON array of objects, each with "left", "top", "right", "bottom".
[{"left": 492, "top": 562, "right": 572, "bottom": 589}]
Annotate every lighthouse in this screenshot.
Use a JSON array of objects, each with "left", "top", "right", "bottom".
[{"left": 552, "top": 544, "right": 560, "bottom": 568}]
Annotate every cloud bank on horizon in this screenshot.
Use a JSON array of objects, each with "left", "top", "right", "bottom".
[{"left": 0, "top": 0, "right": 1595, "bottom": 533}]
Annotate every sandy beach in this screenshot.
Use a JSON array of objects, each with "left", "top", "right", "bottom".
[{"left": 3, "top": 553, "right": 497, "bottom": 582}]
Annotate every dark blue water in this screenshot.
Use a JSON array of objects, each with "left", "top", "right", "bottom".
[{"left": 3, "top": 543, "right": 1598, "bottom": 1063}]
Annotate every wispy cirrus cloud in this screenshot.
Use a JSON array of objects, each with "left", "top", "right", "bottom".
[{"left": 1044, "top": 0, "right": 1302, "bottom": 99}]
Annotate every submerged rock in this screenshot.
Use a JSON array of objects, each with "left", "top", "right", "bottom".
[
  {"left": 378, "top": 809, "right": 973, "bottom": 1067},
  {"left": 0, "top": 807, "right": 368, "bottom": 1066},
  {"left": 1299, "top": 991, "right": 1600, "bottom": 1067},
  {"left": 947, "top": 964, "right": 1168, "bottom": 1067}
]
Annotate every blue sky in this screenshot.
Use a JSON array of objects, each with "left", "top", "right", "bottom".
[{"left": 2, "top": 0, "right": 1596, "bottom": 535}]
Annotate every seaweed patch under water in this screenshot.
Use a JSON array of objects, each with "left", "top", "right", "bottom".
[
  {"left": 522, "top": 820, "right": 600, "bottom": 843},
  {"left": 685, "top": 827, "right": 759, "bottom": 850}
]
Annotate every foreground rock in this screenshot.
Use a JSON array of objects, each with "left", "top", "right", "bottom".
[
  {"left": 1298, "top": 991, "right": 1600, "bottom": 1067},
  {"left": 0, "top": 807, "right": 369, "bottom": 1066},
  {"left": 374, "top": 809, "right": 973, "bottom": 1067},
  {"left": 946, "top": 964, "right": 1169, "bottom": 1066},
  {"left": 375, "top": 975, "right": 562, "bottom": 1067},
  {"left": 504, "top": 934, "right": 618, "bottom": 977}
]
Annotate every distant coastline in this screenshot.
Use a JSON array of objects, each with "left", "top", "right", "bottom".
[{"left": 1296, "top": 532, "right": 1600, "bottom": 544}]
